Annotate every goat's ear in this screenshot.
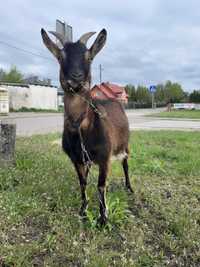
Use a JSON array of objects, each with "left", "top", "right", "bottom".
[
  {"left": 89, "top": 29, "right": 107, "bottom": 59},
  {"left": 41, "top": 28, "right": 61, "bottom": 60}
]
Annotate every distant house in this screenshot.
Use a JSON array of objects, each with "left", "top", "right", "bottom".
[
  {"left": 90, "top": 82, "right": 128, "bottom": 103},
  {"left": 0, "top": 82, "right": 58, "bottom": 111}
]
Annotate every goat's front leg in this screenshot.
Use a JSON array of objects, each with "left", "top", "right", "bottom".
[
  {"left": 97, "top": 162, "right": 109, "bottom": 225},
  {"left": 74, "top": 163, "right": 90, "bottom": 217}
]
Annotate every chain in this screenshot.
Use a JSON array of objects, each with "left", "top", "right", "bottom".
[
  {"left": 69, "top": 87, "right": 105, "bottom": 118},
  {"left": 67, "top": 86, "right": 101, "bottom": 169},
  {"left": 67, "top": 87, "right": 130, "bottom": 233},
  {"left": 68, "top": 86, "right": 106, "bottom": 214},
  {"left": 78, "top": 127, "right": 107, "bottom": 212},
  {"left": 78, "top": 116, "right": 106, "bottom": 212},
  {"left": 78, "top": 127, "right": 93, "bottom": 166}
]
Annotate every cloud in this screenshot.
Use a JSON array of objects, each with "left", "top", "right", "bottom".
[{"left": 0, "top": 0, "right": 200, "bottom": 91}]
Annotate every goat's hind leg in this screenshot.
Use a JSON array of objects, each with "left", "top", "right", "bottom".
[
  {"left": 97, "top": 162, "right": 109, "bottom": 226},
  {"left": 122, "top": 157, "right": 133, "bottom": 193},
  {"left": 75, "top": 163, "right": 90, "bottom": 217}
]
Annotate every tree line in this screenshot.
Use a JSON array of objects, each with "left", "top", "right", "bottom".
[
  {"left": 125, "top": 81, "right": 200, "bottom": 105},
  {"left": 1, "top": 65, "right": 200, "bottom": 103},
  {"left": 0, "top": 66, "right": 51, "bottom": 86}
]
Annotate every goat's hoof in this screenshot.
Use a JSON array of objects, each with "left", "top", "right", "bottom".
[
  {"left": 97, "top": 216, "right": 108, "bottom": 226},
  {"left": 126, "top": 184, "right": 134, "bottom": 193},
  {"left": 79, "top": 202, "right": 88, "bottom": 217},
  {"left": 79, "top": 209, "right": 87, "bottom": 217}
]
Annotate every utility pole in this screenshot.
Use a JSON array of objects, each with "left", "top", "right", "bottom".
[
  {"left": 152, "top": 92, "right": 154, "bottom": 109},
  {"left": 149, "top": 85, "right": 156, "bottom": 109},
  {"left": 99, "top": 64, "right": 103, "bottom": 84}
]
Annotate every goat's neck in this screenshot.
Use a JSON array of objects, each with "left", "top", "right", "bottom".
[{"left": 64, "top": 91, "right": 93, "bottom": 131}]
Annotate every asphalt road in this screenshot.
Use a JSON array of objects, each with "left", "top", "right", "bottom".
[{"left": 1, "top": 108, "right": 200, "bottom": 136}]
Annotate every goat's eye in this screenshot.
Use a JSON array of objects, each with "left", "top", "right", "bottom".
[
  {"left": 85, "top": 51, "right": 91, "bottom": 62},
  {"left": 59, "top": 50, "right": 66, "bottom": 62}
]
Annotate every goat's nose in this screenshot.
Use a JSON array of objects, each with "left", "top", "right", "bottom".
[{"left": 71, "top": 72, "right": 84, "bottom": 81}]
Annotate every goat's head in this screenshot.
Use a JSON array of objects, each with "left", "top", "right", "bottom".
[{"left": 41, "top": 28, "right": 107, "bottom": 92}]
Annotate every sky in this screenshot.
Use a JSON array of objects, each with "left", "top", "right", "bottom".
[{"left": 0, "top": 0, "right": 200, "bottom": 91}]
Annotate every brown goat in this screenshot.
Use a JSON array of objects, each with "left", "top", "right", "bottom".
[{"left": 41, "top": 28, "right": 133, "bottom": 225}]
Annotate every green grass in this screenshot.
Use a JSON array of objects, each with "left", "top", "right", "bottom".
[
  {"left": 0, "top": 131, "right": 200, "bottom": 266},
  {"left": 10, "top": 106, "right": 64, "bottom": 113},
  {"left": 150, "top": 110, "right": 200, "bottom": 119}
]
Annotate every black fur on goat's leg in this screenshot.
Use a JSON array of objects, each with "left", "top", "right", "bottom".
[
  {"left": 122, "top": 157, "right": 133, "bottom": 193},
  {"left": 97, "top": 161, "right": 109, "bottom": 226},
  {"left": 74, "top": 163, "right": 89, "bottom": 217}
]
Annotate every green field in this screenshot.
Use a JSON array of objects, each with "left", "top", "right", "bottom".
[
  {"left": 151, "top": 110, "right": 200, "bottom": 119},
  {"left": 0, "top": 131, "right": 200, "bottom": 267},
  {"left": 10, "top": 107, "right": 64, "bottom": 113}
]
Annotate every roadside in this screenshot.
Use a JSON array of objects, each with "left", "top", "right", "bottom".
[
  {"left": 1, "top": 108, "right": 200, "bottom": 136},
  {"left": 147, "top": 109, "right": 200, "bottom": 120},
  {"left": 0, "top": 112, "right": 63, "bottom": 120}
]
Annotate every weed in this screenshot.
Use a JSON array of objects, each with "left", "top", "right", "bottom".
[{"left": 0, "top": 131, "right": 200, "bottom": 266}]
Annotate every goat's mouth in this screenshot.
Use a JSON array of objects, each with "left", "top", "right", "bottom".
[
  {"left": 64, "top": 80, "right": 90, "bottom": 93},
  {"left": 60, "top": 80, "right": 80, "bottom": 93},
  {"left": 60, "top": 75, "right": 90, "bottom": 93},
  {"left": 67, "top": 79, "right": 80, "bottom": 89}
]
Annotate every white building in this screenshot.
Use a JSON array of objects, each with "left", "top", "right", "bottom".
[
  {"left": 0, "top": 86, "right": 9, "bottom": 114},
  {"left": 1, "top": 83, "right": 58, "bottom": 111},
  {"left": 58, "top": 87, "right": 64, "bottom": 107}
]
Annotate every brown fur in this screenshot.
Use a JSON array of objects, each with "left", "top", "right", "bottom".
[
  {"left": 41, "top": 28, "right": 133, "bottom": 225},
  {"left": 62, "top": 91, "right": 133, "bottom": 224}
]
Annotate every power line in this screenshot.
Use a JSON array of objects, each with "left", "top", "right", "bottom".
[
  {"left": 0, "top": 35, "right": 104, "bottom": 71},
  {"left": 0, "top": 39, "right": 103, "bottom": 70},
  {"left": 0, "top": 38, "right": 103, "bottom": 84},
  {"left": 0, "top": 31, "right": 47, "bottom": 55},
  {"left": 0, "top": 40, "right": 54, "bottom": 62}
]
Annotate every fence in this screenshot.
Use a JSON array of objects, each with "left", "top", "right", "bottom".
[
  {"left": 172, "top": 103, "right": 200, "bottom": 110},
  {"left": 124, "top": 101, "right": 166, "bottom": 109}
]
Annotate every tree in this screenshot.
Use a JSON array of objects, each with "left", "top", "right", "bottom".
[
  {"left": 0, "top": 68, "right": 5, "bottom": 80},
  {"left": 0, "top": 66, "right": 23, "bottom": 83},
  {"left": 164, "top": 81, "right": 185, "bottom": 103},
  {"left": 155, "top": 83, "right": 165, "bottom": 103},
  {"left": 189, "top": 90, "right": 200, "bottom": 103},
  {"left": 136, "top": 85, "right": 151, "bottom": 104},
  {"left": 124, "top": 81, "right": 186, "bottom": 105},
  {"left": 125, "top": 84, "right": 136, "bottom": 101}
]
